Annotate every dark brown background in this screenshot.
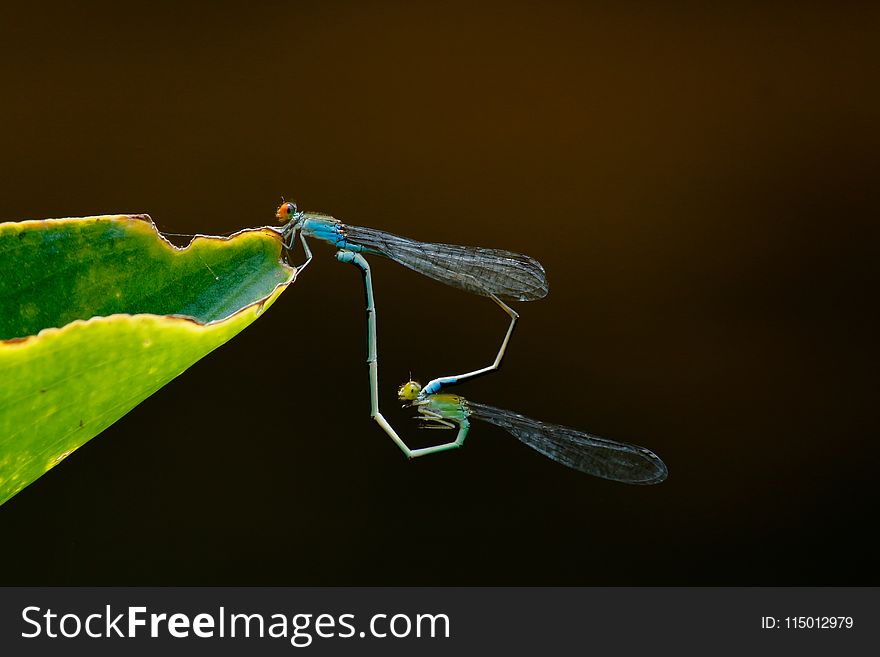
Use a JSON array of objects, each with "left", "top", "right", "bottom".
[{"left": 1, "top": 2, "right": 877, "bottom": 584}]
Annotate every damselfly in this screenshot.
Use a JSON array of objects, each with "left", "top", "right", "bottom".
[{"left": 396, "top": 380, "right": 668, "bottom": 484}]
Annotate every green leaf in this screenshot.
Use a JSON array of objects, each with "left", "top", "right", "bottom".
[{"left": 0, "top": 214, "right": 295, "bottom": 505}]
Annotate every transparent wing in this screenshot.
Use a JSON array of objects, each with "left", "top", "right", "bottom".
[
  {"left": 343, "top": 224, "right": 548, "bottom": 302},
  {"left": 467, "top": 401, "right": 668, "bottom": 484}
]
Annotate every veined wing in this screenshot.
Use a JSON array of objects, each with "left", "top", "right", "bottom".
[
  {"left": 467, "top": 401, "right": 668, "bottom": 484},
  {"left": 343, "top": 224, "right": 548, "bottom": 302}
]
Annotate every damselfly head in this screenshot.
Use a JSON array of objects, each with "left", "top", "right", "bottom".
[
  {"left": 398, "top": 380, "right": 422, "bottom": 402},
  {"left": 275, "top": 201, "right": 298, "bottom": 223}
]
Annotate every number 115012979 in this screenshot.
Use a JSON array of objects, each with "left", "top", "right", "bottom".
[{"left": 762, "top": 616, "right": 854, "bottom": 629}]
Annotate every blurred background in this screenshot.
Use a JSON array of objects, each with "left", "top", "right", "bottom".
[{"left": 0, "top": 1, "right": 877, "bottom": 584}]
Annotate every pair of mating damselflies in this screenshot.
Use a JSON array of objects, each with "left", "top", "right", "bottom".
[{"left": 274, "top": 201, "right": 667, "bottom": 484}]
